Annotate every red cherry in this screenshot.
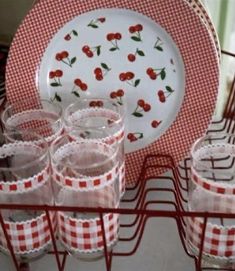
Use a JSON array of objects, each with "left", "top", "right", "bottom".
[
  {"left": 159, "top": 95, "right": 166, "bottom": 103},
  {"left": 110, "top": 92, "right": 117, "bottom": 99},
  {"left": 158, "top": 90, "right": 164, "bottom": 96},
  {"left": 130, "top": 135, "right": 138, "bottom": 142},
  {"left": 127, "top": 133, "right": 134, "bottom": 140},
  {"left": 107, "top": 33, "right": 115, "bottom": 41},
  {"left": 82, "top": 45, "right": 90, "bottom": 53},
  {"left": 55, "top": 53, "right": 63, "bottom": 61},
  {"left": 98, "top": 17, "right": 106, "bottom": 23},
  {"left": 86, "top": 50, "right": 94, "bottom": 58},
  {"left": 119, "top": 73, "right": 127, "bottom": 81},
  {"left": 55, "top": 70, "right": 63, "bottom": 77},
  {"left": 117, "top": 89, "right": 124, "bottom": 97},
  {"left": 96, "top": 101, "right": 104, "bottom": 107},
  {"left": 137, "top": 99, "right": 145, "bottom": 108},
  {"left": 94, "top": 67, "right": 102, "bottom": 75},
  {"left": 114, "top": 33, "right": 122, "bottom": 40},
  {"left": 143, "top": 103, "right": 151, "bottom": 112},
  {"left": 135, "top": 24, "right": 143, "bottom": 32},
  {"left": 146, "top": 68, "right": 154, "bottom": 75},
  {"left": 151, "top": 120, "right": 161, "bottom": 128},
  {"left": 64, "top": 34, "right": 71, "bottom": 41},
  {"left": 128, "top": 54, "right": 136, "bottom": 62},
  {"left": 96, "top": 74, "right": 103, "bottom": 81},
  {"left": 61, "top": 51, "right": 69, "bottom": 59},
  {"left": 80, "top": 83, "right": 88, "bottom": 91},
  {"left": 49, "top": 71, "right": 55, "bottom": 79},
  {"left": 89, "top": 101, "right": 96, "bottom": 107},
  {"left": 150, "top": 72, "right": 157, "bottom": 80},
  {"left": 129, "top": 26, "right": 136, "bottom": 33},
  {"left": 74, "top": 78, "right": 82, "bottom": 86},
  {"left": 126, "top": 72, "right": 134, "bottom": 80}
]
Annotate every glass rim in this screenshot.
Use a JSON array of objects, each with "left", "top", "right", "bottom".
[
  {"left": 0, "top": 131, "right": 49, "bottom": 172},
  {"left": 190, "top": 133, "right": 235, "bottom": 172},
  {"left": 1, "top": 98, "right": 63, "bottom": 129},
  {"left": 50, "top": 133, "right": 119, "bottom": 171},
  {"left": 63, "top": 97, "right": 125, "bottom": 130}
]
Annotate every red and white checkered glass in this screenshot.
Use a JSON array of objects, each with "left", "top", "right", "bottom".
[
  {"left": 0, "top": 131, "right": 54, "bottom": 263},
  {"left": 187, "top": 134, "right": 235, "bottom": 268},
  {"left": 64, "top": 98, "right": 125, "bottom": 197},
  {"left": 1, "top": 98, "right": 63, "bottom": 144},
  {"left": 50, "top": 133, "right": 120, "bottom": 260}
]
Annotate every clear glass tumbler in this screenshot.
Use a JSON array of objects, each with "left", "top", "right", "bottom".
[
  {"left": 0, "top": 131, "right": 54, "bottom": 263},
  {"left": 187, "top": 133, "right": 235, "bottom": 268},
  {"left": 1, "top": 98, "right": 63, "bottom": 144},
  {"left": 50, "top": 132, "right": 120, "bottom": 260},
  {"left": 64, "top": 98, "right": 125, "bottom": 196}
]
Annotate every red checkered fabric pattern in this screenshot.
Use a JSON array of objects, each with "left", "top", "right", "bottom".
[
  {"left": 6, "top": 0, "right": 219, "bottom": 186},
  {"left": 186, "top": 0, "right": 220, "bottom": 60},
  {"left": 58, "top": 211, "right": 119, "bottom": 252},
  {"left": 52, "top": 141, "right": 119, "bottom": 190},
  {"left": 187, "top": 216, "right": 235, "bottom": 258},
  {"left": 0, "top": 212, "right": 56, "bottom": 254},
  {"left": 193, "top": 0, "right": 220, "bottom": 59}
]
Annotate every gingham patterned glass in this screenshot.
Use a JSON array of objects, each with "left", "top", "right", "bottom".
[
  {"left": 0, "top": 131, "right": 54, "bottom": 262},
  {"left": 187, "top": 134, "right": 235, "bottom": 267},
  {"left": 64, "top": 98, "right": 125, "bottom": 197},
  {"left": 50, "top": 133, "right": 120, "bottom": 260}
]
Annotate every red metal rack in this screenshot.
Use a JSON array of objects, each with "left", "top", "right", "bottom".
[{"left": 0, "top": 50, "right": 235, "bottom": 271}]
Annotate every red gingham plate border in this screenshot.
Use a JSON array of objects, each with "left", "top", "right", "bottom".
[{"left": 5, "top": 0, "right": 219, "bottom": 186}]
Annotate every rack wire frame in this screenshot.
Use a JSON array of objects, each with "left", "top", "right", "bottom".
[{"left": 0, "top": 50, "right": 235, "bottom": 271}]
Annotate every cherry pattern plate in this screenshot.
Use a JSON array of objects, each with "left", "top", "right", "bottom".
[
  {"left": 38, "top": 8, "right": 185, "bottom": 154},
  {"left": 6, "top": 0, "right": 219, "bottom": 186}
]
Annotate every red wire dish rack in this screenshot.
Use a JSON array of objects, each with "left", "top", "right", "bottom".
[{"left": 0, "top": 50, "right": 235, "bottom": 271}]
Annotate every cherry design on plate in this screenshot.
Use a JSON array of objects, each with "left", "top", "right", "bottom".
[
  {"left": 157, "top": 86, "right": 175, "bottom": 103},
  {"left": 129, "top": 24, "right": 143, "bottom": 42},
  {"left": 119, "top": 72, "right": 140, "bottom": 87},
  {"left": 154, "top": 37, "right": 164, "bottom": 51},
  {"left": 87, "top": 17, "right": 106, "bottom": 28},
  {"left": 106, "top": 33, "right": 122, "bottom": 51},
  {"left": 64, "top": 30, "right": 78, "bottom": 41},
  {"left": 82, "top": 45, "right": 101, "bottom": 57},
  {"left": 55, "top": 51, "right": 76, "bottom": 68},
  {"left": 132, "top": 99, "right": 151, "bottom": 117},
  {"left": 94, "top": 63, "right": 111, "bottom": 81},
  {"left": 146, "top": 67, "right": 166, "bottom": 80},
  {"left": 127, "top": 132, "right": 143, "bottom": 142},
  {"left": 151, "top": 120, "right": 162, "bottom": 128},
  {"left": 50, "top": 92, "right": 62, "bottom": 102},
  {"left": 89, "top": 100, "right": 104, "bottom": 107},
  {"left": 170, "top": 58, "right": 176, "bottom": 73},
  {"left": 71, "top": 78, "right": 88, "bottom": 97},
  {"left": 127, "top": 48, "right": 145, "bottom": 62},
  {"left": 49, "top": 69, "right": 63, "bottom": 87},
  {"left": 110, "top": 89, "right": 125, "bottom": 105}
]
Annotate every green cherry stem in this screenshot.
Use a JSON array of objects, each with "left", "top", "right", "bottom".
[
  {"left": 61, "top": 59, "right": 72, "bottom": 67},
  {"left": 58, "top": 78, "right": 62, "bottom": 86},
  {"left": 137, "top": 32, "right": 142, "bottom": 41}
]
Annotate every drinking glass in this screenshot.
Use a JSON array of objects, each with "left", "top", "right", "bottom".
[
  {"left": 50, "top": 133, "right": 120, "bottom": 260},
  {"left": 0, "top": 131, "right": 54, "bottom": 262},
  {"left": 1, "top": 98, "right": 63, "bottom": 144},
  {"left": 187, "top": 133, "right": 235, "bottom": 268},
  {"left": 64, "top": 98, "right": 125, "bottom": 196}
]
